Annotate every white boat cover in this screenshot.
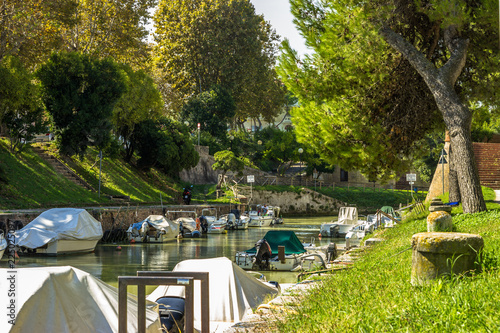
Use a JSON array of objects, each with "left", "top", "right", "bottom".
[
  {"left": 338, "top": 207, "right": 358, "bottom": 223},
  {"left": 147, "top": 257, "right": 279, "bottom": 331},
  {"left": 0, "top": 266, "right": 160, "bottom": 333},
  {"left": 129, "top": 215, "right": 179, "bottom": 236},
  {"left": 14, "top": 208, "right": 103, "bottom": 249}
]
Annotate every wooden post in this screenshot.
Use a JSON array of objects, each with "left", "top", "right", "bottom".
[{"left": 278, "top": 246, "right": 286, "bottom": 263}]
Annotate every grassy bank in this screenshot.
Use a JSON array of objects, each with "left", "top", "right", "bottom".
[
  {"left": 0, "top": 140, "right": 183, "bottom": 210},
  {"left": 267, "top": 188, "right": 500, "bottom": 332}
]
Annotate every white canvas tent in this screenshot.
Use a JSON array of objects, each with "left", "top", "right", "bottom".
[
  {"left": 147, "top": 257, "right": 279, "bottom": 332},
  {"left": 14, "top": 208, "right": 103, "bottom": 250},
  {"left": 0, "top": 266, "right": 160, "bottom": 333}
]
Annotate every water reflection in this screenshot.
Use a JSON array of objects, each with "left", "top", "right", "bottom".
[{"left": 6, "top": 216, "right": 341, "bottom": 284}]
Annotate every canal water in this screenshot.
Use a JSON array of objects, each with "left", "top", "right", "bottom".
[{"left": 7, "top": 216, "right": 340, "bottom": 286}]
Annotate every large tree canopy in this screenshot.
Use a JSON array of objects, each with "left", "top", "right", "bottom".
[
  {"left": 279, "top": 0, "right": 498, "bottom": 212},
  {"left": 0, "top": 0, "right": 154, "bottom": 68},
  {"left": 112, "top": 64, "right": 164, "bottom": 161},
  {"left": 153, "top": 0, "right": 285, "bottom": 122},
  {"left": 181, "top": 85, "right": 236, "bottom": 140},
  {"left": 37, "top": 51, "right": 125, "bottom": 157}
]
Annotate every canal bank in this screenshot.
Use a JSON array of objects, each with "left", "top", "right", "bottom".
[{"left": 0, "top": 187, "right": 348, "bottom": 231}]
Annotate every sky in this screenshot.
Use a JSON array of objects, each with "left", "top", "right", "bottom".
[{"left": 250, "top": 0, "right": 309, "bottom": 56}]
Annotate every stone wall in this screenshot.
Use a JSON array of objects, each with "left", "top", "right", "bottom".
[{"left": 238, "top": 188, "right": 346, "bottom": 215}]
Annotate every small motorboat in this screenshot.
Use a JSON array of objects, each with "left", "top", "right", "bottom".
[
  {"left": 127, "top": 215, "right": 179, "bottom": 243},
  {"left": 320, "top": 206, "right": 363, "bottom": 237},
  {"left": 167, "top": 210, "right": 205, "bottom": 238},
  {"left": 14, "top": 208, "right": 103, "bottom": 255},
  {"left": 224, "top": 209, "right": 249, "bottom": 230},
  {"left": 247, "top": 204, "right": 274, "bottom": 227},
  {"left": 0, "top": 232, "right": 7, "bottom": 259},
  {"left": 235, "top": 230, "right": 330, "bottom": 271},
  {"left": 0, "top": 266, "right": 161, "bottom": 332},
  {"left": 126, "top": 220, "right": 149, "bottom": 243}
]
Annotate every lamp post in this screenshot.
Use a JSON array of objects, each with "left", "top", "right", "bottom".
[
  {"left": 298, "top": 148, "right": 303, "bottom": 185},
  {"left": 197, "top": 123, "right": 200, "bottom": 146},
  {"left": 229, "top": 135, "right": 234, "bottom": 150}
]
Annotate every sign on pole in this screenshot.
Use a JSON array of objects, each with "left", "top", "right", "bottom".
[
  {"left": 406, "top": 173, "right": 416, "bottom": 182},
  {"left": 247, "top": 175, "right": 255, "bottom": 183}
]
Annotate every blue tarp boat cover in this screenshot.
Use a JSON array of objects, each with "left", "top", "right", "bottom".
[{"left": 244, "top": 230, "right": 306, "bottom": 255}]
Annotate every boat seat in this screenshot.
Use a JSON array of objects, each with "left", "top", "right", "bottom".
[{"left": 156, "top": 296, "right": 185, "bottom": 332}]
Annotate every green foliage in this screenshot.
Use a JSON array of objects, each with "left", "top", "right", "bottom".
[
  {"left": 0, "top": 0, "right": 78, "bottom": 65},
  {"left": 37, "top": 51, "right": 126, "bottom": 157},
  {"left": 0, "top": 56, "right": 47, "bottom": 152},
  {"left": 182, "top": 85, "right": 236, "bottom": 140},
  {"left": 132, "top": 118, "right": 199, "bottom": 177},
  {"left": 278, "top": 0, "right": 444, "bottom": 182},
  {"left": 212, "top": 150, "right": 253, "bottom": 188},
  {"left": 112, "top": 64, "right": 163, "bottom": 161},
  {"left": 153, "top": 0, "right": 284, "bottom": 121}
]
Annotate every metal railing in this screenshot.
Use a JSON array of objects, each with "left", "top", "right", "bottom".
[{"left": 118, "top": 271, "right": 209, "bottom": 333}]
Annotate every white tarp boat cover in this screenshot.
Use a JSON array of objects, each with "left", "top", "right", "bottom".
[
  {"left": 147, "top": 257, "right": 279, "bottom": 331},
  {"left": 14, "top": 208, "right": 103, "bottom": 249},
  {"left": 338, "top": 207, "right": 358, "bottom": 223},
  {"left": 129, "top": 215, "right": 179, "bottom": 235},
  {"left": 0, "top": 266, "right": 160, "bottom": 333}
]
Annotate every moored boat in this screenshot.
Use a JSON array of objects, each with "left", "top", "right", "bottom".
[
  {"left": 247, "top": 204, "right": 274, "bottom": 227},
  {"left": 14, "top": 208, "right": 103, "bottom": 255},
  {"left": 0, "top": 232, "right": 7, "bottom": 259},
  {"left": 320, "top": 206, "right": 363, "bottom": 237},
  {"left": 167, "top": 210, "right": 206, "bottom": 238},
  {"left": 235, "top": 230, "right": 329, "bottom": 271},
  {"left": 127, "top": 215, "right": 179, "bottom": 243}
]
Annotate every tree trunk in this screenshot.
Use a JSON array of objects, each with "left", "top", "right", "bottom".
[
  {"left": 448, "top": 127, "right": 485, "bottom": 212},
  {"left": 380, "top": 26, "right": 486, "bottom": 213},
  {"left": 448, "top": 143, "right": 461, "bottom": 203}
]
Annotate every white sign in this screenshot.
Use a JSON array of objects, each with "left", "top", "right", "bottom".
[
  {"left": 406, "top": 173, "right": 416, "bottom": 182},
  {"left": 247, "top": 175, "right": 255, "bottom": 183}
]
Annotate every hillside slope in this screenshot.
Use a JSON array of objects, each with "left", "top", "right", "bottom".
[{"left": 0, "top": 140, "right": 181, "bottom": 210}]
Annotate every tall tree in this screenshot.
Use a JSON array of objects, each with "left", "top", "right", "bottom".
[
  {"left": 59, "top": 0, "right": 155, "bottom": 67},
  {"left": 37, "top": 51, "right": 125, "bottom": 157},
  {"left": 0, "top": 0, "right": 78, "bottom": 65},
  {"left": 112, "top": 64, "right": 163, "bottom": 161},
  {"left": 279, "top": 0, "right": 496, "bottom": 213},
  {"left": 132, "top": 118, "right": 199, "bottom": 177},
  {"left": 181, "top": 85, "right": 236, "bottom": 140},
  {"left": 0, "top": 0, "right": 154, "bottom": 68},
  {"left": 153, "top": 0, "right": 284, "bottom": 122},
  {"left": 0, "top": 56, "right": 46, "bottom": 152}
]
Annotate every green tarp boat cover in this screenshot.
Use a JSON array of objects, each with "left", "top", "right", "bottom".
[
  {"left": 381, "top": 206, "right": 395, "bottom": 215},
  {"left": 245, "top": 230, "right": 306, "bottom": 255}
]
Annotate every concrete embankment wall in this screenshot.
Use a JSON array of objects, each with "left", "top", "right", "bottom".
[
  {"left": 0, "top": 204, "right": 241, "bottom": 232},
  {"left": 240, "top": 188, "right": 346, "bottom": 215}
]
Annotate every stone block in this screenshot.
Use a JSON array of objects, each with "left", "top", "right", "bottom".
[
  {"left": 427, "top": 211, "right": 453, "bottom": 232},
  {"left": 411, "top": 232, "right": 483, "bottom": 285}
]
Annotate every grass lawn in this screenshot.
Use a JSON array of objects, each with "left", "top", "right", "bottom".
[{"left": 268, "top": 187, "right": 500, "bottom": 332}]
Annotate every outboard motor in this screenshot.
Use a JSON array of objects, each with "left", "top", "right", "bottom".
[
  {"left": 253, "top": 239, "right": 272, "bottom": 270},
  {"left": 226, "top": 213, "right": 236, "bottom": 229},
  {"left": 326, "top": 242, "right": 338, "bottom": 262},
  {"left": 329, "top": 225, "right": 340, "bottom": 238},
  {"left": 156, "top": 296, "right": 185, "bottom": 333}
]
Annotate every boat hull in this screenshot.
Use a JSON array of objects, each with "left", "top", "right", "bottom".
[
  {"left": 247, "top": 216, "right": 273, "bottom": 227},
  {"left": 28, "top": 239, "right": 100, "bottom": 255}
]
